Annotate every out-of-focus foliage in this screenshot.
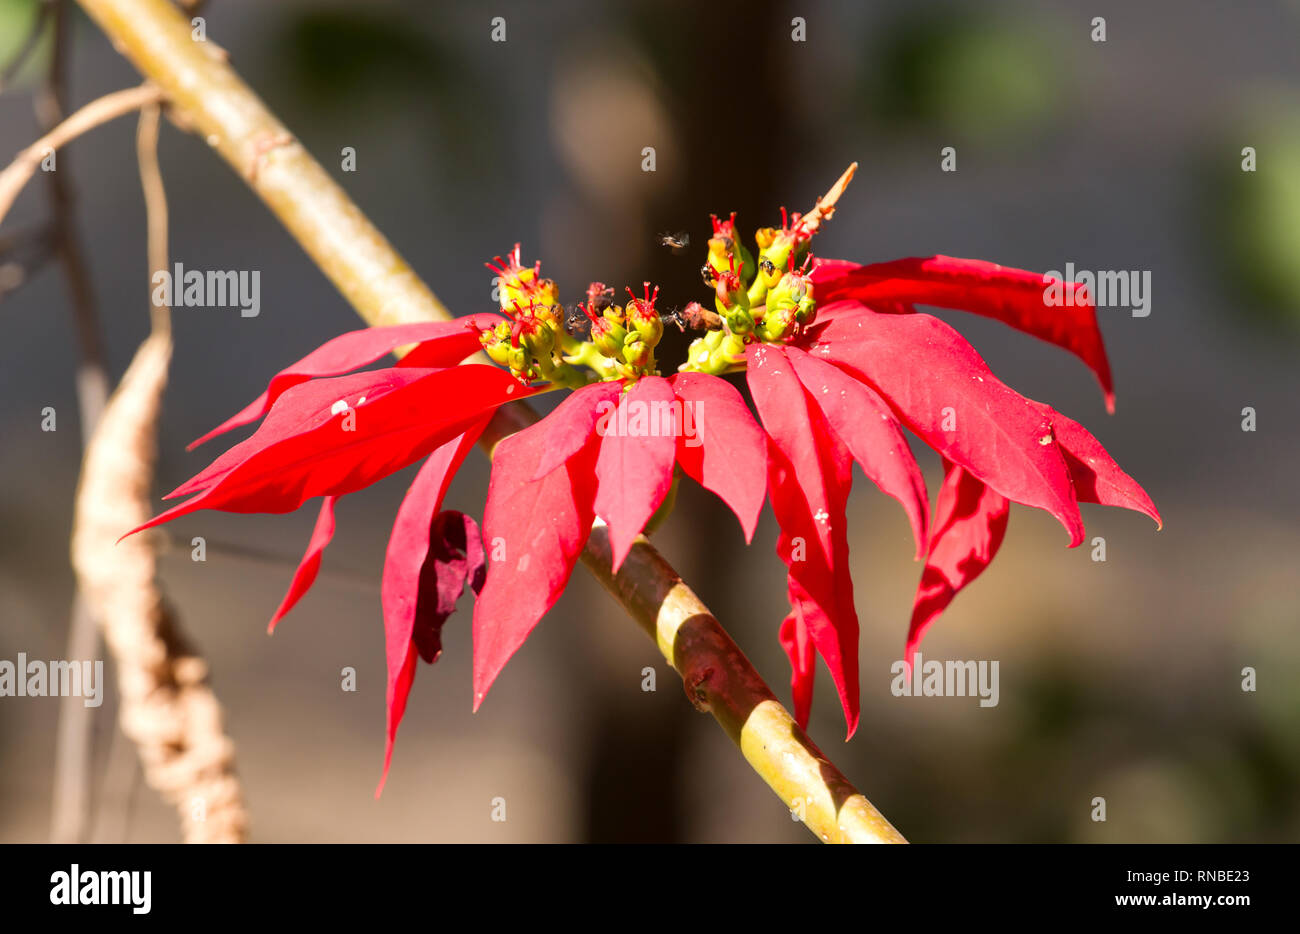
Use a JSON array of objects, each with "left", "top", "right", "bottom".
[
  {"left": 0, "top": 0, "right": 50, "bottom": 88},
  {"left": 1209, "top": 110, "right": 1300, "bottom": 330},
  {"left": 865, "top": 7, "right": 1062, "bottom": 145},
  {"left": 267, "top": 7, "right": 498, "bottom": 174}
]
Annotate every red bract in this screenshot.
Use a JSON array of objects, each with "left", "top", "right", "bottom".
[
  {"left": 748, "top": 343, "right": 860, "bottom": 734},
  {"left": 126, "top": 301, "right": 773, "bottom": 786},
  {"left": 471, "top": 373, "right": 767, "bottom": 707},
  {"left": 905, "top": 461, "right": 1009, "bottom": 669},
  {"left": 127, "top": 364, "right": 526, "bottom": 533},
  {"left": 122, "top": 211, "right": 1162, "bottom": 787},
  {"left": 267, "top": 495, "right": 336, "bottom": 634},
  {"left": 471, "top": 392, "right": 603, "bottom": 710},
  {"left": 811, "top": 256, "right": 1114, "bottom": 412},
  {"left": 739, "top": 255, "right": 1160, "bottom": 733},
  {"left": 121, "top": 318, "right": 536, "bottom": 789},
  {"left": 187, "top": 319, "right": 490, "bottom": 450},
  {"left": 669, "top": 373, "right": 766, "bottom": 542},
  {"left": 379, "top": 424, "right": 491, "bottom": 793},
  {"left": 808, "top": 307, "right": 1086, "bottom": 544},
  {"left": 594, "top": 378, "right": 680, "bottom": 570}
]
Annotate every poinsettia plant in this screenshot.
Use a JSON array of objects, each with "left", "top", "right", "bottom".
[{"left": 124, "top": 165, "right": 1158, "bottom": 791}]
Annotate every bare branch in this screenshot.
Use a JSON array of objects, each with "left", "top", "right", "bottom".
[
  {"left": 67, "top": 100, "right": 247, "bottom": 842},
  {"left": 136, "top": 101, "right": 170, "bottom": 336},
  {"left": 46, "top": 0, "right": 112, "bottom": 845},
  {"left": 71, "top": 330, "right": 249, "bottom": 843},
  {"left": 0, "top": 83, "right": 163, "bottom": 226}
]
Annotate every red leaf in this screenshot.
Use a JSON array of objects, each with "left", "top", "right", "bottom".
[
  {"left": 531, "top": 381, "right": 625, "bottom": 480},
  {"left": 377, "top": 419, "right": 489, "bottom": 795},
  {"left": 806, "top": 307, "right": 1085, "bottom": 547},
  {"left": 1049, "top": 410, "right": 1162, "bottom": 528},
  {"left": 785, "top": 345, "right": 930, "bottom": 559},
  {"left": 167, "top": 368, "right": 423, "bottom": 500},
  {"left": 778, "top": 581, "right": 817, "bottom": 729},
  {"left": 412, "top": 511, "right": 487, "bottom": 665},
  {"left": 668, "top": 372, "right": 767, "bottom": 543},
  {"left": 747, "top": 343, "right": 860, "bottom": 736},
  {"left": 593, "top": 376, "right": 679, "bottom": 571},
  {"left": 808, "top": 297, "right": 909, "bottom": 324},
  {"left": 812, "top": 256, "right": 1114, "bottom": 411},
  {"left": 266, "top": 495, "right": 337, "bottom": 633},
  {"left": 471, "top": 401, "right": 601, "bottom": 710},
  {"left": 188, "top": 319, "right": 491, "bottom": 449},
  {"left": 906, "top": 461, "right": 1009, "bottom": 662},
  {"left": 127, "top": 365, "right": 528, "bottom": 538}
]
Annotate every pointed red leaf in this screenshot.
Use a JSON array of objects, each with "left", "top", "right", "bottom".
[
  {"left": 188, "top": 319, "right": 492, "bottom": 449},
  {"left": 127, "top": 365, "right": 528, "bottom": 539},
  {"left": 1048, "top": 410, "right": 1162, "bottom": 528},
  {"left": 812, "top": 256, "right": 1114, "bottom": 411},
  {"left": 747, "top": 343, "right": 860, "bottom": 736},
  {"left": 531, "top": 380, "right": 625, "bottom": 480},
  {"left": 168, "top": 368, "right": 424, "bottom": 500},
  {"left": 785, "top": 345, "right": 930, "bottom": 559},
  {"left": 267, "top": 495, "right": 338, "bottom": 633},
  {"left": 806, "top": 307, "right": 1085, "bottom": 547},
  {"left": 906, "top": 461, "right": 1009, "bottom": 662},
  {"left": 779, "top": 582, "right": 817, "bottom": 729},
  {"left": 668, "top": 372, "right": 767, "bottom": 543},
  {"left": 593, "top": 376, "right": 679, "bottom": 571},
  {"left": 377, "top": 419, "right": 489, "bottom": 795},
  {"left": 471, "top": 402, "right": 601, "bottom": 710}
]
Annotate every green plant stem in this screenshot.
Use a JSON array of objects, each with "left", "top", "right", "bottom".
[{"left": 71, "top": 0, "right": 905, "bottom": 844}]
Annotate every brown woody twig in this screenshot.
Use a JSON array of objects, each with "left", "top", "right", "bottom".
[{"left": 67, "top": 100, "right": 248, "bottom": 843}]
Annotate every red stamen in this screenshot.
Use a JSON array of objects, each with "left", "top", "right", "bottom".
[
  {"left": 625, "top": 282, "right": 661, "bottom": 316},
  {"left": 710, "top": 211, "right": 739, "bottom": 238},
  {"left": 485, "top": 243, "right": 527, "bottom": 279}
]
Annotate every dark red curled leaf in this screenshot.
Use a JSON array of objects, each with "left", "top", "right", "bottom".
[
  {"left": 413, "top": 510, "right": 487, "bottom": 665},
  {"left": 778, "top": 581, "right": 817, "bottom": 730}
]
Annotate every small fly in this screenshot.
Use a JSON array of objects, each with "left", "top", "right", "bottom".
[
  {"left": 663, "top": 301, "right": 722, "bottom": 332},
  {"left": 563, "top": 303, "right": 592, "bottom": 338},
  {"left": 656, "top": 231, "right": 690, "bottom": 255}
]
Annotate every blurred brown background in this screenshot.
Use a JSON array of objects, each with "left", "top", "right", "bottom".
[{"left": 1, "top": 0, "right": 1297, "bottom": 842}]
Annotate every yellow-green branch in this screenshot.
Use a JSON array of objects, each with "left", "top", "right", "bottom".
[{"left": 71, "top": 0, "right": 905, "bottom": 844}]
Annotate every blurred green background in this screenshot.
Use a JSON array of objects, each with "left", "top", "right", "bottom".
[{"left": 0, "top": 0, "right": 1297, "bottom": 842}]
